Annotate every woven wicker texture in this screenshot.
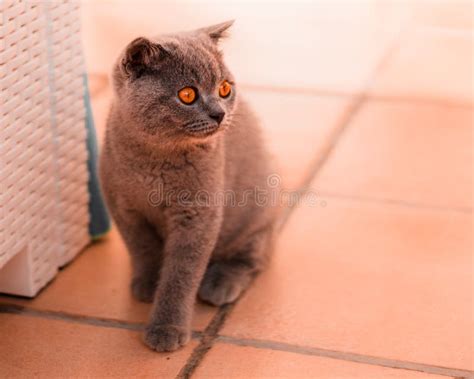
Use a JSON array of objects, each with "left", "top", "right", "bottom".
[
  {"left": 46, "top": 2, "right": 89, "bottom": 266},
  {"left": 0, "top": 1, "right": 90, "bottom": 295}
]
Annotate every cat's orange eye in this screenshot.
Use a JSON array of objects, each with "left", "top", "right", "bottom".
[
  {"left": 219, "top": 80, "right": 232, "bottom": 98},
  {"left": 178, "top": 87, "right": 197, "bottom": 104}
]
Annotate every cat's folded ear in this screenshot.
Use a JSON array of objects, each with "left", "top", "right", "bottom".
[
  {"left": 120, "top": 37, "right": 168, "bottom": 78},
  {"left": 199, "top": 20, "right": 234, "bottom": 43}
]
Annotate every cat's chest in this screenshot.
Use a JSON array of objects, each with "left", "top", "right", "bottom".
[
  {"left": 130, "top": 156, "right": 205, "bottom": 192},
  {"left": 115, "top": 143, "right": 225, "bottom": 215}
]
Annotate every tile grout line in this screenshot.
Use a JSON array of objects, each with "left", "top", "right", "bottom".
[
  {"left": 278, "top": 93, "right": 365, "bottom": 229},
  {"left": 239, "top": 83, "right": 355, "bottom": 98},
  {"left": 364, "top": 94, "right": 473, "bottom": 111},
  {"left": 1, "top": 302, "right": 470, "bottom": 378},
  {"left": 216, "top": 335, "right": 474, "bottom": 379},
  {"left": 176, "top": 303, "right": 236, "bottom": 379},
  {"left": 279, "top": 27, "right": 408, "bottom": 226},
  {"left": 291, "top": 28, "right": 413, "bottom": 223},
  {"left": 317, "top": 191, "right": 473, "bottom": 214},
  {"left": 0, "top": 302, "right": 202, "bottom": 339},
  {"left": 0, "top": 302, "right": 142, "bottom": 331},
  {"left": 238, "top": 84, "right": 473, "bottom": 110}
]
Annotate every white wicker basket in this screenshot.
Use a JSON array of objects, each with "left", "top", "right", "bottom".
[{"left": 0, "top": 1, "right": 90, "bottom": 296}]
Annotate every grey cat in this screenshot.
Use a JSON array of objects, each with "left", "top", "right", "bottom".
[{"left": 99, "top": 21, "right": 280, "bottom": 352}]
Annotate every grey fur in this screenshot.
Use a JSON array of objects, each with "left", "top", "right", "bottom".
[{"left": 99, "top": 21, "right": 280, "bottom": 352}]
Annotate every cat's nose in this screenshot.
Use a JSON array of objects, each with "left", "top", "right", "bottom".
[{"left": 209, "top": 110, "right": 225, "bottom": 124}]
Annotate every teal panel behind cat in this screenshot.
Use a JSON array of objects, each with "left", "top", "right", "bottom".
[{"left": 83, "top": 74, "right": 111, "bottom": 239}]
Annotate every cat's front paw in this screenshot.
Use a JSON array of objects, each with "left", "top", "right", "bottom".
[
  {"left": 131, "top": 277, "right": 156, "bottom": 303},
  {"left": 143, "top": 324, "right": 190, "bottom": 352}
]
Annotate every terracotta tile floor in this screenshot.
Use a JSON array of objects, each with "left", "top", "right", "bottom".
[
  {"left": 1, "top": 2, "right": 473, "bottom": 378},
  {"left": 369, "top": 28, "right": 474, "bottom": 104}
]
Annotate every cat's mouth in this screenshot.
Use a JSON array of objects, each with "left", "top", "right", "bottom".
[{"left": 182, "top": 120, "right": 220, "bottom": 138}]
